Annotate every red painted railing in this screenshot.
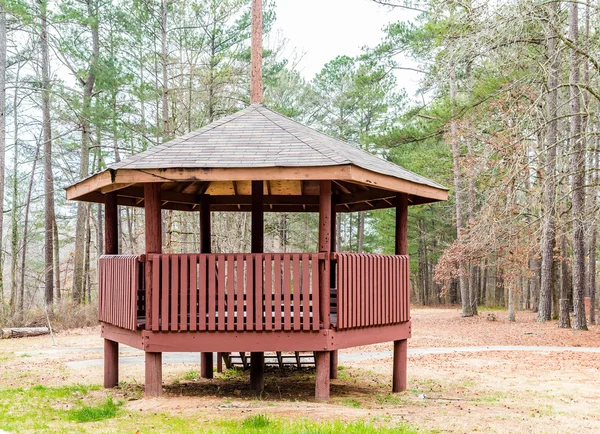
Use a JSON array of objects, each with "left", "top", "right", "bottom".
[
  {"left": 98, "top": 255, "right": 142, "bottom": 331},
  {"left": 146, "top": 253, "right": 322, "bottom": 332},
  {"left": 334, "top": 253, "right": 410, "bottom": 330}
]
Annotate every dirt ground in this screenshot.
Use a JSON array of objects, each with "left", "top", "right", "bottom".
[{"left": 2, "top": 308, "right": 600, "bottom": 433}]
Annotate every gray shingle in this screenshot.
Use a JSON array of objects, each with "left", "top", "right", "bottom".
[{"left": 107, "top": 105, "right": 446, "bottom": 191}]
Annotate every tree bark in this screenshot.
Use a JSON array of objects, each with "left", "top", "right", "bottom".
[
  {"left": 449, "top": 56, "right": 472, "bottom": 317},
  {"left": 40, "top": 0, "right": 54, "bottom": 309},
  {"left": 538, "top": 1, "right": 559, "bottom": 322},
  {"left": 72, "top": 0, "right": 99, "bottom": 303},
  {"left": 568, "top": 2, "right": 588, "bottom": 330},
  {"left": 0, "top": 4, "right": 6, "bottom": 303}
]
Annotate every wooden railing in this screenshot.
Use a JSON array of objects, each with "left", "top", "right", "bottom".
[
  {"left": 98, "top": 255, "right": 143, "bottom": 331},
  {"left": 146, "top": 253, "right": 322, "bottom": 332},
  {"left": 334, "top": 253, "right": 409, "bottom": 330}
]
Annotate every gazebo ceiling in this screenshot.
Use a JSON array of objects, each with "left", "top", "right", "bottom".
[{"left": 66, "top": 104, "right": 448, "bottom": 212}]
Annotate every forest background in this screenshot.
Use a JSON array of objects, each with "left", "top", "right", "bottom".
[{"left": 0, "top": 0, "right": 598, "bottom": 332}]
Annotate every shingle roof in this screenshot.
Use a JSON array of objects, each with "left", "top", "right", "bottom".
[{"left": 109, "top": 105, "right": 446, "bottom": 191}]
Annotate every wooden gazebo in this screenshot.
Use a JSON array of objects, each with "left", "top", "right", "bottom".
[{"left": 65, "top": 1, "right": 447, "bottom": 401}]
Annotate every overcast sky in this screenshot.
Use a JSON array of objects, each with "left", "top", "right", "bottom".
[{"left": 272, "top": 0, "right": 421, "bottom": 95}]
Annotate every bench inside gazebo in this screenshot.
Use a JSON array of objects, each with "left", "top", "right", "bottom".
[{"left": 65, "top": 1, "right": 447, "bottom": 401}]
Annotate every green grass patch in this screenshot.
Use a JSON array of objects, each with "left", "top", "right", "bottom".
[
  {"left": 183, "top": 370, "right": 200, "bottom": 381},
  {"left": 242, "top": 414, "right": 271, "bottom": 429},
  {"left": 342, "top": 398, "right": 362, "bottom": 408},
  {"left": 67, "top": 397, "right": 120, "bottom": 423},
  {"left": 221, "top": 367, "right": 246, "bottom": 379}
]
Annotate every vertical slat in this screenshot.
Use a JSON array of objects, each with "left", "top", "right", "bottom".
[
  {"left": 406, "top": 257, "right": 410, "bottom": 321},
  {"left": 293, "top": 254, "right": 301, "bottom": 331},
  {"left": 254, "top": 255, "right": 263, "bottom": 331},
  {"left": 361, "top": 255, "right": 366, "bottom": 328},
  {"left": 152, "top": 256, "right": 160, "bottom": 331},
  {"left": 236, "top": 255, "right": 244, "bottom": 331},
  {"left": 392, "top": 256, "right": 397, "bottom": 323},
  {"left": 161, "top": 255, "right": 169, "bottom": 330},
  {"left": 353, "top": 255, "right": 359, "bottom": 328},
  {"left": 132, "top": 258, "right": 137, "bottom": 329},
  {"left": 264, "top": 254, "right": 272, "bottom": 331},
  {"left": 283, "top": 255, "right": 292, "bottom": 331},
  {"left": 199, "top": 255, "right": 207, "bottom": 331},
  {"left": 246, "top": 255, "right": 254, "bottom": 330},
  {"left": 302, "top": 254, "right": 310, "bottom": 331},
  {"left": 396, "top": 257, "right": 400, "bottom": 323},
  {"left": 181, "top": 255, "right": 188, "bottom": 331},
  {"left": 311, "top": 254, "right": 320, "bottom": 331},
  {"left": 365, "top": 255, "right": 375, "bottom": 325},
  {"left": 208, "top": 255, "right": 217, "bottom": 331},
  {"left": 274, "top": 255, "right": 282, "bottom": 331},
  {"left": 385, "top": 257, "right": 396, "bottom": 324},
  {"left": 218, "top": 255, "right": 226, "bottom": 330},
  {"left": 375, "top": 257, "right": 383, "bottom": 324},
  {"left": 227, "top": 255, "right": 235, "bottom": 330},
  {"left": 190, "top": 255, "right": 198, "bottom": 331},
  {"left": 170, "top": 255, "right": 179, "bottom": 331}
]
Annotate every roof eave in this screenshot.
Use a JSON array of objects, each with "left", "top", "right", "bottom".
[{"left": 65, "top": 165, "right": 448, "bottom": 204}]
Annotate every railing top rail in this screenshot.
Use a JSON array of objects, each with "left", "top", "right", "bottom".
[{"left": 145, "top": 252, "right": 327, "bottom": 261}]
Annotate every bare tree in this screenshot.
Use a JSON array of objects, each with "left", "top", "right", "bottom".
[
  {"left": 568, "top": 1, "right": 587, "bottom": 330},
  {"left": 72, "top": 0, "right": 100, "bottom": 304},
  {"left": 39, "top": 0, "right": 54, "bottom": 310},
  {"left": 0, "top": 4, "right": 6, "bottom": 303},
  {"left": 538, "top": 1, "right": 560, "bottom": 322}
]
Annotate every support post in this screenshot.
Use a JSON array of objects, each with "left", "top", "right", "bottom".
[
  {"left": 145, "top": 352, "right": 162, "bottom": 397},
  {"left": 316, "top": 181, "right": 332, "bottom": 400},
  {"left": 393, "top": 339, "right": 408, "bottom": 393},
  {"left": 318, "top": 181, "right": 331, "bottom": 330},
  {"left": 201, "top": 352, "right": 213, "bottom": 379},
  {"left": 144, "top": 184, "right": 162, "bottom": 396},
  {"left": 315, "top": 351, "right": 331, "bottom": 401},
  {"left": 103, "top": 192, "right": 119, "bottom": 388},
  {"left": 104, "top": 339, "right": 118, "bottom": 388},
  {"left": 329, "top": 194, "right": 338, "bottom": 379},
  {"left": 250, "top": 180, "right": 265, "bottom": 391},
  {"left": 393, "top": 193, "right": 408, "bottom": 393},
  {"left": 250, "top": 351, "right": 264, "bottom": 392},
  {"left": 200, "top": 197, "right": 214, "bottom": 379}
]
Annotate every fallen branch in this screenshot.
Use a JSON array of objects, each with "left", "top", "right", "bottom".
[{"left": 1, "top": 327, "right": 50, "bottom": 339}]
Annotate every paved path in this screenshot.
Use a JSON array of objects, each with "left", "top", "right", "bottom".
[{"left": 15, "top": 346, "right": 600, "bottom": 369}]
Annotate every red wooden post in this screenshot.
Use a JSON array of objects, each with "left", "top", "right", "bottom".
[
  {"left": 250, "top": 180, "right": 265, "bottom": 391},
  {"left": 200, "top": 197, "right": 214, "bottom": 379},
  {"left": 104, "top": 192, "right": 119, "bottom": 388},
  {"left": 315, "top": 351, "right": 331, "bottom": 401},
  {"left": 144, "top": 183, "right": 163, "bottom": 397},
  {"left": 393, "top": 193, "right": 408, "bottom": 393},
  {"left": 145, "top": 351, "right": 163, "bottom": 397},
  {"left": 329, "top": 195, "right": 338, "bottom": 379},
  {"left": 317, "top": 181, "right": 332, "bottom": 400},
  {"left": 104, "top": 337, "right": 118, "bottom": 388}
]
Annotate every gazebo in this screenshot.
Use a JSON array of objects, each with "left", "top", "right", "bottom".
[{"left": 65, "top": 1, "right": 447, "bottom": 401}]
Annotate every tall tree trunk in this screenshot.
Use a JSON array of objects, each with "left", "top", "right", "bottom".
[
  {"left": 584, "top": 0, "right": 596, "bottom": 325},
  {"left": 161, "top": 0, "right": 169, "bottom": 140},
  {"left": 357, "top": 212, "right": 365, "bottom": 253},
  {"left": 40, "top": 0, "right": 54, "bottom": 310},
  {"left": 72, "top": 0, "right": 99, "bottom": 304},
  {"left": 538, "top": 1, "right": 560, "bottom": 322},
  {"left": 0, "top": 4, "right": 6, "bottom": 303},
  {"left": 18, "top": 142, "right": 41, "bottom": 318},
  {"left": 53, "top": 217, "right": 60, "bottom": 301},
  {"left": 449, "top": 57, "right": 472, "bottom": 317},
  {"left": 569, "top": 2, "right": 588, "bottom": 330},
  {"left": 10, "top": 62, "right": 22, "bottom": 312}
]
